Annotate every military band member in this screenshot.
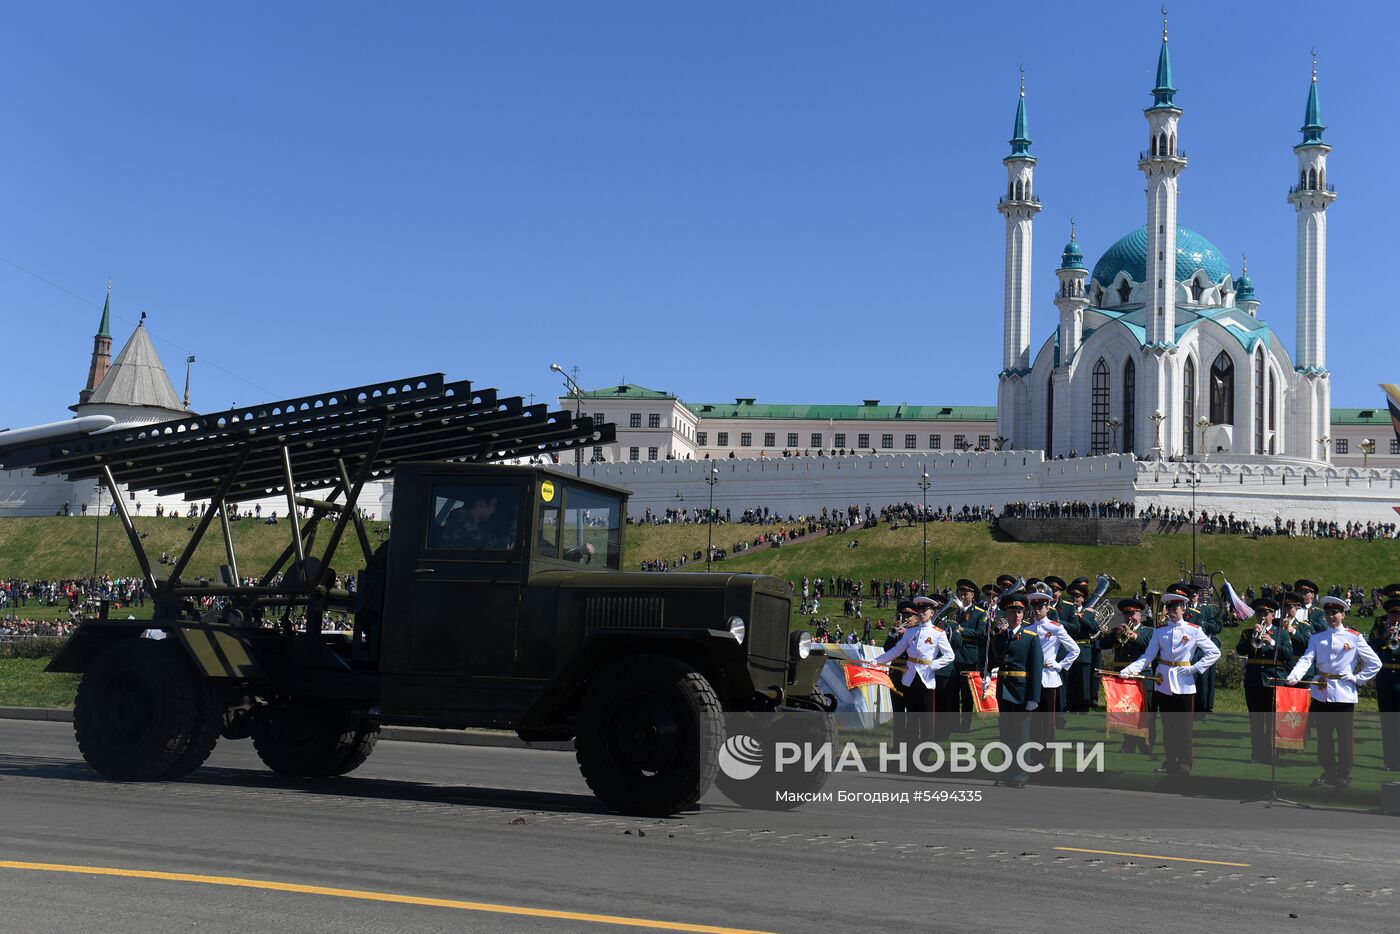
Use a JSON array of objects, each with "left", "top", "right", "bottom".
[
  {"left": 1187, "top": 583, "right": 1222, "bottom": 716},
  {"left": 1044, "top": 576, "right": 1068, "bottom": 609},
  {"left": 1060, "top": 582, "right": 1097, "bottom": 713},
  {"left": 992, "top": 593, "right": 1044, "bottom": 789},
  {"left": 1099, "top": 597, "right": 1153, "bottom": 754},
  {"left": 1122, "top": 592, "right": 1221, "bottom": 775},
  {"left": 1279, "top": 592, "right": 1313, "bottom": 657},
  {"left": 1295, "top": 579, "right": 1327, "bottom": 633},
  {"left": 919, "top": 594, "right": 962, "bottom": 741},
  {"left": 950, "top": 579, "right": 987, "bottom": 733},
  {"left": 1367, "top": 595, "right": 1400, "bottom": 772},
  {"left": 875, "top": 598, "right": 955, "bottom": 751},
  {"left": 1027, "top": 590, "right": 1079, "bottom": 753},
  {"left": 1236, "top": 597, "right": 1293, "bottom": 764},
  {"left": 1287, "top": 595, "right": 1382, "bottom": 788}
]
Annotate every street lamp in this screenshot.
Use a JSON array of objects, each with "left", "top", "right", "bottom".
[
  {"left": 1183, "top": 466, "right": 1203, "bottom": 576},
  {"left": 917, "top": 468, "right": 932, "bottom": 589},
  {"left": 550, "top": 363, "right": 584, "bottom": 477},
  {"left": 1196, "top": 416, "right": 1211, "bottom": 457},
  {"left": 92, "top": 481, "right": 102, "bottom": 580},
  {"left": 1318, "top": 434, "right": 1331, "bottom": 464},
  {"left": 1149, "top": 410, "right": 1166, "bottom": 459},
  {"left": 992, "top": 436, "right": 1008, "bottom": 452},
  {"left": 705, "top": 465, "right": 719, "bottom": 570},
  {"left": 1361, "top": 437, "right": 1376, "bottom": 470}
]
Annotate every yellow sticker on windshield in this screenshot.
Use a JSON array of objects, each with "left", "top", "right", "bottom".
[{"left": 540, "top": 480, "right": 556, "bottom": 503}]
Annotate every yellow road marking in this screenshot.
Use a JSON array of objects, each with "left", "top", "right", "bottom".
[
  {"left": 1053, "top": 846, "right": 1250, "bottom": 867},
  {"left": 0, "top": 860, "right": 774, "bottom": 934}
]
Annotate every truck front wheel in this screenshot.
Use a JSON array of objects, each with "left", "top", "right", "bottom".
[
  {"left": 574, "top": 654, "right": 722, "bottom": 816},
  {"left": 251, "top": 704, "right": 379, "bottom": 777},
  {"left": 74, "top": 638, "right": 221, "bottom": 781}
]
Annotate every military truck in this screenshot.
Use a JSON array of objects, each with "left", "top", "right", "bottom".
[{"left": 0, "top": 374, "right": 829, "bottom": 816}]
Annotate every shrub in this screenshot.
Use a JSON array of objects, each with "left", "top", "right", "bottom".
[{"left": 0, "top": 637, "right": 66, "bottom": 659}]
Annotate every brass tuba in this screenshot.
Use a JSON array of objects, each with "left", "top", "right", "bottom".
[{"left": 1082, "top": 573, "right": 1121, "bottom": 629}]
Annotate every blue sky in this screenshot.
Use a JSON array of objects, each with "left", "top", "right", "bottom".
[{"left": 0, "top": 1, "right": 1387, "bottom": 427}]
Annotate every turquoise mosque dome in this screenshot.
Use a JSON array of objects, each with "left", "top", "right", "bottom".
[
  {"left": 1060, "top": 237, "right": 1085, "bottom": 269},
  {"left": 1090, "top": 225, "right": 1232, "bottom": 287}
]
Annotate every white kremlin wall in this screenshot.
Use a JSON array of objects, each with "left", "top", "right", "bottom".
[{"left": 6, "top": 451, "right": 1398, "bottom": 526}]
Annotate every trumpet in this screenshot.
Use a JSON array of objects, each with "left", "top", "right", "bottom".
[
  {"left": 1387, "top": 621, "right": 1400, "bottom": 652},
  {"left": 1115, "top": 620, "right": 1141, "bottom": 646},
  {"left": 1250, "top": 621, "right": 1274, "bottom": 650}
]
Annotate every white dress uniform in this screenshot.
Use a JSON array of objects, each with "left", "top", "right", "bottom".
[
  {"left": 1288, "top": 625, "right": 1382, "bottom": 702},
  {"left": 1030, "top": 619, "right": 1080, "bottom": 688},
  {"left": 1122, "top": 621, "right": 1221, "bottom": 694},
  {"left": 875, "top": 621, "right": 954, "bottom": 688}
]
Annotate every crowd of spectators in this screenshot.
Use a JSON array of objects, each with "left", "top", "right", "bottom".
[{"left": 1001, "top": 499, "right": 1136, "bottom": 519}]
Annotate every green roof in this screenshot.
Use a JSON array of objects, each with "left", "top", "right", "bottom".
[
  {"left": 1299, "top": 74, "right": 1326, "bottom": 147},
  {"left": 578, "top": 384, "right": 676, "bottom": 401},
  {"left": 1331, "top": 408, "right": 1388, "bottom": 425},
  {"left": 685, "top": 401, "right": 996, "bottom": 422}
]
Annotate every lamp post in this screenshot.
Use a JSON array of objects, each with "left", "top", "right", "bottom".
[
  {"left": 1196, "top": 416, "right": 1211, "bottom": 457},
  {"left": 705, "top": 465, "right": 719, "bottom": 570},
  {"left": 1185, "top": 466, "right": 1202, "bottom": 576},
  {"left": 549, "top": 363, "right": 584, "bottom": 477},
  {"left": 1361, "top": 437, "right": 1376, "bottom": 470},
  {"left": 92, "top": 481, "right": 102, "bottom": 580},
  {"left": 1318, "top": 434, "right": 1331, "bottom": 464},
  {"left": 1107, "top": 418, "right": 1121, "bottom": 453},
  {"left": 1149, "top": 410, "right": 1166, "bottom": 459},
  {"left": 918, "top": 468, "right": 932, "bottom": 589},
  {"left": 992, "top": 436, "right": 1008, "bottom": 452}
]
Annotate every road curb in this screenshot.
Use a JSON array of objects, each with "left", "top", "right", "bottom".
[{"left": 0, "top": 707, "right": 569, "bottom": 751}]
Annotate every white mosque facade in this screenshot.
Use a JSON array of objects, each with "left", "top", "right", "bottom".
[{"left": 997, "top": 32, "right": 1335, "bottom": 465}]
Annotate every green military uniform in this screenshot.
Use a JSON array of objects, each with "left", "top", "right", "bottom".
[
  {"left": 1236, "top": 598, "right": 1293, "bottom": 763},
  {"left": 1059, "top": 588, "right": 1097, "bottom": 712},
  {"left": 992, "top": 593, "right": 1044, "bottom": 788},
  {"left": 1188, "top": 597, "right": 1221, "bottom": 714},
  {"left": 950, "top": 579, "right": 987, "bottom": 733},
  {"left": 1368, "top": 597, "right": 1400, "bottom": 772}
]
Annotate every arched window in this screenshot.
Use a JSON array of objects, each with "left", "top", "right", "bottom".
[
  {"left": 1268, "top": 374, "right": 1277, "bottom": 454},
  {"left": 1319, "top": 166, "right": 1325, "bottom": 188},
  {"left": 1122, "top": 358, "right": 1136, "bottom": 454},
  {"left": 1046, "top": 377, "right": 1055, "bottom": 456},
  {"left": 1183, "top": 358, "right": 1196, "bottom": 455},
  {"left": 1091, "top": 358, "right": 1110, "bottom": 455},
  {"left": 1117, "top": 279, "right": 1133, "bottom": 304},
  {"left": 1308, "top": 167, "right": 1317, "bottom": 189},
  {"left": 1169, "top": 132, "right": 1176, "bottom": 154},
  {"left": 1151, "top": 135, "right": 1159, "bottom": 156},
  {"left": 1210, "top": 351, "right": 1235, "bottom": 425},
  {"left": 1254, "top": 352, "right": 1265, "bottom": 453},
  {"left": 1189, "top": 277, "right": 1205, "bottom": 303}
]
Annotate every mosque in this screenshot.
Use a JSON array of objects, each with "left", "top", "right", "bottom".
[{"left": 997, "top": 24, "right": 1334, "bottom": 463}]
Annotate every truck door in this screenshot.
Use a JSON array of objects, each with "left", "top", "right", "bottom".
[{"left": 399, "top": 476, "right": 525, "bottom": 675}]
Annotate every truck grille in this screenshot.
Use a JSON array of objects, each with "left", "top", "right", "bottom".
[
  {"left": 584, "top": 595, "right": 664, "bottom": 634},
  {"left": 749, "top": 592, "right": 790, "bottom": 664}
]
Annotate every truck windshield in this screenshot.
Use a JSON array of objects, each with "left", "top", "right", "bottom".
[{"left": 561, "top": 486, "right": 622, "bottom": 569}]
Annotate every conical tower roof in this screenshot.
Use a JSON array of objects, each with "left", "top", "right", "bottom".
[{"left": 86, "top": 318, "right": 184, "bottom": 411}]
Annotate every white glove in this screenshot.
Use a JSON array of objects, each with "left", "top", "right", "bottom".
[
  {"left": 1025, "top": 701, "right": 1039, "bottom": 711},
  {"left": 1286, "top": 675, "right": 1299, "bottom": 685}
]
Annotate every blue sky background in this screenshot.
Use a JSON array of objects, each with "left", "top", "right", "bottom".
[{"left": 0, "top": 1, "right": 1387, "bottom": 427}]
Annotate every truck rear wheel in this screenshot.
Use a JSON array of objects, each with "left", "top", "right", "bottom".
[
  {"left": 251, "top": 704, "right": 379, "bottom": 777},
  {"left": 74, "top": 638, "right": 220, "bottom": 781},
  {"left": 574, "top": 654, "right": 722, "bottom": 816}
]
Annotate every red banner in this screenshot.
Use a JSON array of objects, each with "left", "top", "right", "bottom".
[
  {"left": 965, "top": 671, "right": 999, "bottom": 714},
  {"left": 1273, "top": 685, "right": 1310, "bottom": 750},
  {"left": 1102, "top": 675, "right": 1148, "bottom": 737},
  {"left": 844, "top": 664, "right": 894, "bottom": 692}
]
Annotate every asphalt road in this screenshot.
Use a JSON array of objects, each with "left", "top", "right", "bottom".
[{"left": 0, "top": 719, "right": 1395, "bottom": 934}]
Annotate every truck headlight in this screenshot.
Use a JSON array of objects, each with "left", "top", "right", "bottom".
[
  {"left": 793, "top": 631, "right": 812, "bottom": 659},
  {"left": 727, "top": 615, "right": 746, "bottom": 643}
]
